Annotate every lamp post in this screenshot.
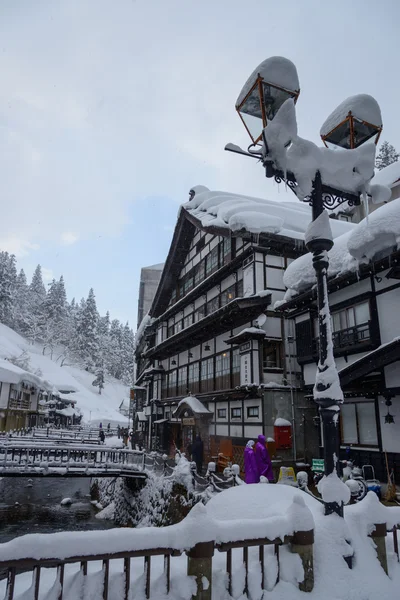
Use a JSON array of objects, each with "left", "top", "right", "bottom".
[{"left": 228, "top": 56, "right": 383, "bottom": 517}]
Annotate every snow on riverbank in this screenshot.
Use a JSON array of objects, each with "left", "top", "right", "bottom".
[{"left": 0, "top": 323, "right": 129, "bottom": 425}]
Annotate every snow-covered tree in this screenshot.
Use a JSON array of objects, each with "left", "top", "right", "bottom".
[
  {"left": 13, "top": 269, "right": 30, "bottom": 333},
  {"left": 0, "top": 252, "right": 17, "bottom": 327},
  {"left": 76, "top": 288, "right": 99, "bottom": 370},
  {"left": 26, "top": 265, "right": 47, "bottom": 344},
  {"left": 375, "top": 141, "right": 399, "bottom": 170},
  {"left": 92, "top": 367, "right": 105, "bottom": 394}
]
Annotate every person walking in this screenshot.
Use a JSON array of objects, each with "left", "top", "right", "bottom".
[
  {"left": 191, "top": 435, "right": 204, "bottom": 474},
  {"left": 107, "top": 423, "right": 111, "bottom": 432},
  {"left": 255, "top": 434, "right": 274, "bottom": 482},
  {"left": 244, "top": 440, "right": 259, "bottom": 484},
  {"left": 117, "top": 425, "right": 121, "bottom": 439},
  {"left": 99, "top": 429, "right": 105, "bottom": 444}
]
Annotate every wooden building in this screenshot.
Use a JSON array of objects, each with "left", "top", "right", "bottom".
[{"left": 134, "top": 186, "right": 352, "bottom": 463}]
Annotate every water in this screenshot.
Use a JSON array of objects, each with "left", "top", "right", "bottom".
[{"left": 0, "top": 477, "right": 115, "bottom": 543}]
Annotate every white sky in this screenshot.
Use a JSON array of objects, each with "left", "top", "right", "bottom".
[{"left": 0, "top": 0, "right": 399, "bottom": 325}]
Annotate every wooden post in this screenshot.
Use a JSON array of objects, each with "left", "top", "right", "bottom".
[
  {"left": 369, "top": 523, "right": 388, "bottom": 575},
  {"left": 290, "top": 529, "right": 314, "bottom": 592},
  {"left": 186, "top": 541, "right": 214, "bottom": 600}
]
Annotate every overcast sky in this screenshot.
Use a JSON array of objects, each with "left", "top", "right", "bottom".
[{"left": 0, "top": 0, "right": 399, "bottom": 326}]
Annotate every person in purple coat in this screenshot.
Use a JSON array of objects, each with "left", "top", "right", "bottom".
[
  {"left": 244, "top": 440, "right": 259, "bottom": 484},
  {"left": 255, "top": 434, "right": 274, "bottom": 482}
]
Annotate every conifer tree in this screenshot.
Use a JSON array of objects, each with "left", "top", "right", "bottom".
[
  {"left": 375, "top": 141, "right": 399, "bottom": 170},
  {"left": 0, "top": 252, "right": 17, "bottom": 326}
]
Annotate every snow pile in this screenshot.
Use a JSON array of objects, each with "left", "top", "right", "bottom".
[
  {"left": 184, "top": 186, "right": 352, "bottom": 240},
  {"left": 320, "top": 94, "right": 382, "bottom": 137},
  {"left": 1, "top": 485, "right": 400, "bottom": 600},
  {"left": 373, "top": 160, "right": 400, "bottom": 188},
  {"left": 0, "top": 323, "right": 129, "bottom": 424},
  {"left": 262, "top": 99, "right": 385, "bottom": 201},
  {"left": 236, "top": 56, "right": 300, "bottom": 108},
  {"left": 282, "top": 197, "right": 400, "bottom": 297},
  {"left": 347, "top": 197, "right": 400, "bottom": 260},
  {"left": 274, "top": 417, "right": 291, "bottom": 426},
  {"left": 134, "top": 313, "right": 154, "bottom": 352},
  {"left": 317, "top": 472, "right": 351, "bottom": 505},
  {"left": 175, "top": 395, "right": 211, "bottom": 415}
]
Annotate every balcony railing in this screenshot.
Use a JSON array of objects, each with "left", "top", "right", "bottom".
[{"left": 331, "top": 322, "right": 371, "bottom": 349}]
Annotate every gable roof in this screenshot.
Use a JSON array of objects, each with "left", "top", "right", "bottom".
[{"left": 148, "top": 186, "right": 353, "bottom": 320}]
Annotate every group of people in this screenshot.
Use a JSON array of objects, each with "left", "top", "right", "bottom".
[
  {"left": 244, "top": 434, "right": 274, "bottom": 484},
  {"left": 116, "top": 425, "right": 134, "bottom": 449}
]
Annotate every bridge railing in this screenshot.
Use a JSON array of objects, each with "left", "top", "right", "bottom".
[
  {"left": 0, "top": 500, "right": 316, "bottom": 599},
  {"left": 0, "top": 445, "right": 146, "bottom": 474}
]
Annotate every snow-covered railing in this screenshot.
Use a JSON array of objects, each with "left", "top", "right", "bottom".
[
  {"left": 0, "top": 444, "right": 146, "bottom": 478},
  {"left": 0, "top": 500, "right": 316, "bottom": 599}
]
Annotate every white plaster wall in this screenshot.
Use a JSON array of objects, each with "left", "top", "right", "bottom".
[
  {"left": 255, "top": 260, "right": 265, "bottom": 293},
  {"left": 244, "top": 425, "right": 261, "bottom": 439},
  {"left": 216, "top": 424, "right": 229, "bottom": 436},
  {"left": 376, "top": 288, "right": 400, "bottom": 344},
  {"left": 230, "top": 424, "right": 242, "bottom": 437},
  {"left": 266, "top": 255, "right": 284, "bottom": 268},
  {"left": 329, "top": 278, "right": 371, "bottom": 306},
  {"left": 384, "top": 361, "right": 400, "bottom": 388},
  {"left": 266, "top": 267, "right": 284, "bottom": 290},
  {"left": 264, "top": 317, "right": 281, "bottom": 338}
]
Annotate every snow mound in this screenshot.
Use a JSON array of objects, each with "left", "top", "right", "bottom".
[
  {"left": 373, "top": 160, "right": 400, "bottom": 188},
  {"left": 236, "top": 56, "right": 300, "bottom": 107},
  {"left": 184, "top": 186, "right": 353, "bottom": 240},
  {"left": 320, "top": 94, "right": 382, "bottom": 137}
]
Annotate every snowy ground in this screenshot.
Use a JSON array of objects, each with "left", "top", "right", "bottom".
[
  {"left": 1, "top": 485, "right": 399, "bottom": 599},
  {"left": 0, "top": 323, "right": 129, "bottom": 425}
]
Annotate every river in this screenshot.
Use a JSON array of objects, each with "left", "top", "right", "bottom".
[{"left": 0, "top": 477, "right": 115, "bottom": 543}]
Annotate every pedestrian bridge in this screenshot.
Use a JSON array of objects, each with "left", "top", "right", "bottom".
[{"left": 0, "top": 443, "right": 147, "bottom": 479}]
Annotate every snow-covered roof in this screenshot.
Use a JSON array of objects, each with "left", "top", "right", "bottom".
[
  {"left": 174, "top": 395, "right": 211, "bottom": 415},
  {"left": 184, "top": 186, "right": 353, "bottom": 240},
  {"left": 134, "top": 313, "right": 154, "bottom": 352},
  {"left": 320, "top": 94, "right": 382, "bottom": 137},
  {"left": 282, "top": 197, "right": 400, "bottom": 296},
  {"left": 56, "top": 406, "right": 78, "bottom": 417},
  {"left": 373, "top": 161, "right": 400, "bottom": 188},
  {"left": 236, "top": 56, "right": 299, "bottom": 107},
  {"left": 136, "top": 411, "right": 147, "bottom": 422},
  {"left": 0, "top": 359, "right": 42, "bottom": 386}
]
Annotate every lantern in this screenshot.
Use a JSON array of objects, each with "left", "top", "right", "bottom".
[
  {"left": 236, "top": 56, "right": 300, "bottom": 144},
  {"left": 320, "top": 94, "right": 382, "bottom": 149}
]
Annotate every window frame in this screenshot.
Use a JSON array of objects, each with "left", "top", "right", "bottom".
[
  {"left": 217, "top": 408, "right": 227, "bottom": 419},
  {"left": 231, "top": 407, "right": 242, "bottom": 419},
  {"left": 247, "top": 406, "right": 259, "bottom": 418}
]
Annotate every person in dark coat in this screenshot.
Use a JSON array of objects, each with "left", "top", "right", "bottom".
[
  {"left": 191, "top": 435, "right": 204, "bottom": 474},
  {"left": 244, "top": 440, "right": 259, "bottom": 484},
  {"left": 99, "top": 429, "right": 105, "bottom": 444},
  {"left": 255, "top": 434, "right": 274, "bottom": 482},
  {"left": 117, "top": 425, "right": 121, "bottom": 439}
]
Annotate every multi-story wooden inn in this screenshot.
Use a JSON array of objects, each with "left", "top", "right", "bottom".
[
  {"left": 276, "top": 173, "right": 400, "bottom": 481},
  {"left": 134, "top": 185, "right": 351, "bottom": 463}
]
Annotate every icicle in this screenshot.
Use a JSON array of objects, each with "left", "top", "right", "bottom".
[{"left": 362, "top": 190, "right": 369, "bottom": 223}]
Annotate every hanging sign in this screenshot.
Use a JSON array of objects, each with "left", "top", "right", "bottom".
[
  {"left": 240, "top": 352, "right": 251, "bottom": 385},
  {"left": 182, "top": 417, "right": 195, "bottom": 426}
]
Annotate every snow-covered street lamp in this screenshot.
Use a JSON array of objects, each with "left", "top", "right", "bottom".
[
  {"left": 228, "top": 57, "right": 384, "bottom": 517},
  {"left": 235, "top": 56, "right": 300, "bottom": 145}
]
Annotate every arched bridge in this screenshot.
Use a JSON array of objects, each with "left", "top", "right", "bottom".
[{"left": 0, "top": 443, "right": 147, "bottom": 479}]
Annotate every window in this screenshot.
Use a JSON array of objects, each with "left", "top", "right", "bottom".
[
  {"left": 183, "top": 313, "right": 194, "bottom": 329},
  {"left": 174, "top": 319, "right": 183, "bottom": 335},
  {"left": 263, "top": 340, "right": 282, "bottom": 369},
  {"left": 247, "top": 406, "right": 259, "bottom": 418},
  {"left": 222, "top": 237, "right": 232, "bottom": 264},
  {"left": 327, "top": 301, "right": 371, "bottom": 349},
  {"left": 232, "top": 348, "right": 240, "bottom": 387},
  {"left": 341, "top": 402, "right": 378, "bottom": 446},
  {"left": 231, "top": 407, "right": 242, "bottom": 419},
  {"left": 217, "top": 408, "right": 227, "bottom": 418},
  {"left": 183, "top": 271, "right": 194, "bottom": 294},
  {"left": 194, "top": 305, "right": 206, "bottom": 322},
  {"left": 236, "top": 278, "right": 244, "bottom": 298},
  {"left": 201, "top": 357, "right": 214, "bottom": 392},
  {"left": 221, "top": 284, "right": 236, "bottom": 306},
  {"left": 205, "top": 245, "right": 219, "bottom": 276},
  {"left": 188, "top": 362, "right": 200, "bottom": 394},
  {"left": 206, "top": 296, "right": 219, "bottom": 315},
  {"left": 177, "top": 366, "right": 187, "bottom": 395},
  {"left": 196, "top": 237, "right": 205, "bottom": 253},
  {"left": 194, "top": 260, "right": 205, "bottom": 286},
  {"left": 167, "top": 370, "right": 177, "bottom": 397},
  {"left": 215, "top": 352, "right": 230, "bottom": 390}
]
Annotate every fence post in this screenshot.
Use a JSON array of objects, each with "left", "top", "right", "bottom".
[
  {"left": 369, "top": 523, "right": 388, "bottom": 575},
  {"left": 186, "top": 541, "right": 214, "bottom": 600},
  {"left": 290, "top": 529, "right": 314, "bottom": 592}
]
